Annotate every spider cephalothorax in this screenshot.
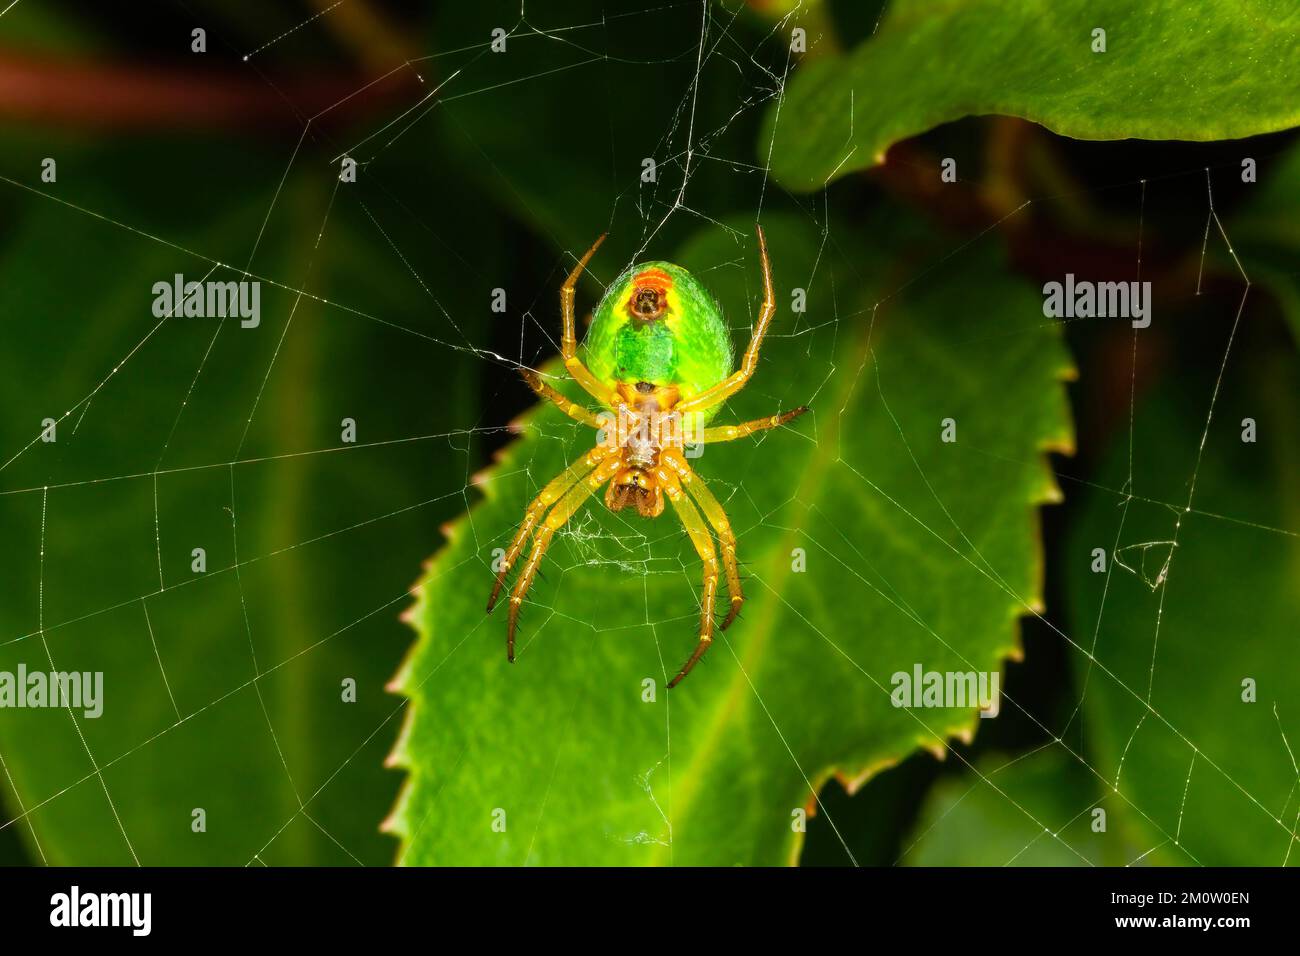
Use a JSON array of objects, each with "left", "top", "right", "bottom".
[{"left": 487, "top": 226, "right": 807, "bottom": 687}]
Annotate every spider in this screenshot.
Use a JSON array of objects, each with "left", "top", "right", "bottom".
[{"left": 486, "top": 225, "right": 807, "bottom": 687}]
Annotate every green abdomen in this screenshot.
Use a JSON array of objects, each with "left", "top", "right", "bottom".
[
  {"left": 583, "top": 260, "right": 733, "bottom": 409},
  {"left": 610, "top": 319, "right": 676, "bottom": 384}
]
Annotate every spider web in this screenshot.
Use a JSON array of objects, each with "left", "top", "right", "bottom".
[{"left": 0, "top": 0, "right": 1294, "bottom": 869}]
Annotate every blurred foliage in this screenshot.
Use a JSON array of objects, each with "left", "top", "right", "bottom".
[
  {"left": 1231, "top": 144, "right": 1300, "bottom": 346},
  {"left": 1064, "top": 324, "right": 1299, "bottom": 866},
  {"left": 0, "top": 129, "right": 500, "bottom": 863},
  {"left": 898, "top": 191, "right": 1300, "bottom": 866},
  {"left": 901, "top": 749, "right": 1117, "bottom": 865},
  {"left": 763, "top": 0, "right": 1300, "bottom": 190}
]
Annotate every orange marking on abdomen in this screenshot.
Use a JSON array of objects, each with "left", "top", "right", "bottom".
[{"left": 633, "top": 268, "right": 673, "bottom": 293}]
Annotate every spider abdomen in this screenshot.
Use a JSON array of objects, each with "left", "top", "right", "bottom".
[{"left": 584, "top": 261, "right": 733, "bottom": 419}]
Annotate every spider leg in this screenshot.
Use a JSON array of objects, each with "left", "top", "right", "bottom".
[
  {"left": 662, "top": 474, "right": 720, "bottom": 688},
  {"left": 675, "top": 224, "right": 776, "bottom": 416},
  {"left": 505, "top": 455, "right": 622, "bottom": 662},
  {"left": 662, "top": 450, "right": 744, "bottom": 631},
  {"left": 560, "top": 234, "right": 618, "bottom": 406},
  {"left": 487, "top": 446, "right": 612, "bottom": 614},
  {"left": 520, "top": 368, "right": 601, "bottom": 429},
  {"left": 702, "top": 406, "right": 808, "bottom": 444}
]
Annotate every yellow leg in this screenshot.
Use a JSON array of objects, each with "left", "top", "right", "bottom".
[
  {"left": 663, "top": 475, "right": 721, "bottom": 688},
  {"left": 560, "top": 234, "right": 618, "bottom": 406},
  {"left": 520, "top": 368, "right": 601, "bottom": 428},
  {"left": 487, "top": 446, "right": 611, "bottom": 613},
  {"left": 662, "top": 450, "right": 744, "bottom": 631},
  {"left": 506, "top": 455, "right": 622, "bottom": 661},
  {"left": 675, "top": 224, "right": 776, "bottom": 416},
  {"left": 702, "top": 406, "right": 808, "bottom": 444}
]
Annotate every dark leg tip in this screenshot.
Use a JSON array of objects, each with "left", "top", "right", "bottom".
[{"left": 721, "top": 602, "right": 742, "bottom": 631}]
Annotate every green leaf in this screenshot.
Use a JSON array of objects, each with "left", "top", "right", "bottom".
[
  {"left": 764, "top": 0, "right": 1300, "bottom": 191},
  {"left": 390, "top": 213, "right": 1074, "bottom": 865},
  {"left": 1067, "top": 339, "right": 1299, "bottom": 865},
  {"left": 0, "top": 141, "right": 492, "bottom": 864},
  {"left": 900, "top": 749, "right": 1119, "bottom": 866}
]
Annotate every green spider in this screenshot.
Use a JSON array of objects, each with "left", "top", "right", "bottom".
[{"left": 486, "top": 225, "right": 807, "bottom": 687}]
